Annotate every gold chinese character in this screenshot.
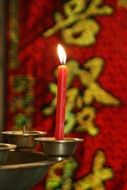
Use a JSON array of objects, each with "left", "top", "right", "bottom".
[
  {"left": 46, "top": 158, "right": 77, "bottom": 190},
  {"left": 118, "top": 0, "right": 127, "bottom": 7},
  {"left": 43, "top": 57, "right": 120, "bottom": 136},
  {"left": 43, "top": 0, "right": 112, "bottom": 46},
  {"left": 74, "top": 151, "right": 113, "bottom": 190},
  {"left": 45, "top": 151, "right": 113, "bottom": 190},
  {"left": 76, "top": 107, "right": 98, "bottom": 136}
]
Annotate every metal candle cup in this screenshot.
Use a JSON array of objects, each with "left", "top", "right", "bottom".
[
  {"left": 2, "top": 130, "right": 47, "bottom": 150},
  {"left": 35, "top": 137, "right": 83, "bottom": 161}
]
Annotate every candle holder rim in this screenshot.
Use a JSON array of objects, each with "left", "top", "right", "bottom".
[
  {"left": 1, "top": 130, "right": 47, "bottom": 137},
  {"left": 35, "top": 137, "right": 84, "bottom": 143},
  {"left": 0, "top": 143, "right": 17, "bottom": 150},
  {"left": 0, "top": 159, "right": 54, "bottom": 170}
]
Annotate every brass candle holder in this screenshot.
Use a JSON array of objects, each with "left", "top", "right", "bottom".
[
  {"left": 35, "top": 137, "right": 83, "bottom": 161},
  {"left": 2, "top": 130, "right": 47, "bottom": 150}
]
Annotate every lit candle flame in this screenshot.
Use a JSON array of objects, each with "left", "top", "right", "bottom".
[{"left": 57, "top": 44, "right": 67, "bottom": 64}]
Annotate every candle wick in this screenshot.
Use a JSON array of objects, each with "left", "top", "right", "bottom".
[{"left": 61, "top": 61, "right": 66, "bottom": 65}]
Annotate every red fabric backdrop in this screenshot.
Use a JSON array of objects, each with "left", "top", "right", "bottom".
[{"left": 5, "top": 0, "right": 127, "bottom": 189}]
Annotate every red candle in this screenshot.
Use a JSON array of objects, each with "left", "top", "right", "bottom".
[{"left": 55, "top": 44, "right": 68, "bottom": 140}]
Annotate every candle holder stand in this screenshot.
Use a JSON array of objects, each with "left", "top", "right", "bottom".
[{"left": 35, "top": 137, "right": 83, "bottom": 161}]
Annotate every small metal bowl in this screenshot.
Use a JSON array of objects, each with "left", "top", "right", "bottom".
[
  {"left": 2, "top": 130, "right": 47, "bottom": 150},
  {"left": 35, "top": 137, "right": 83, "bottom": 161},
  {"left": 0, "top": 143, "right": 17, "bottom": 164}
]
